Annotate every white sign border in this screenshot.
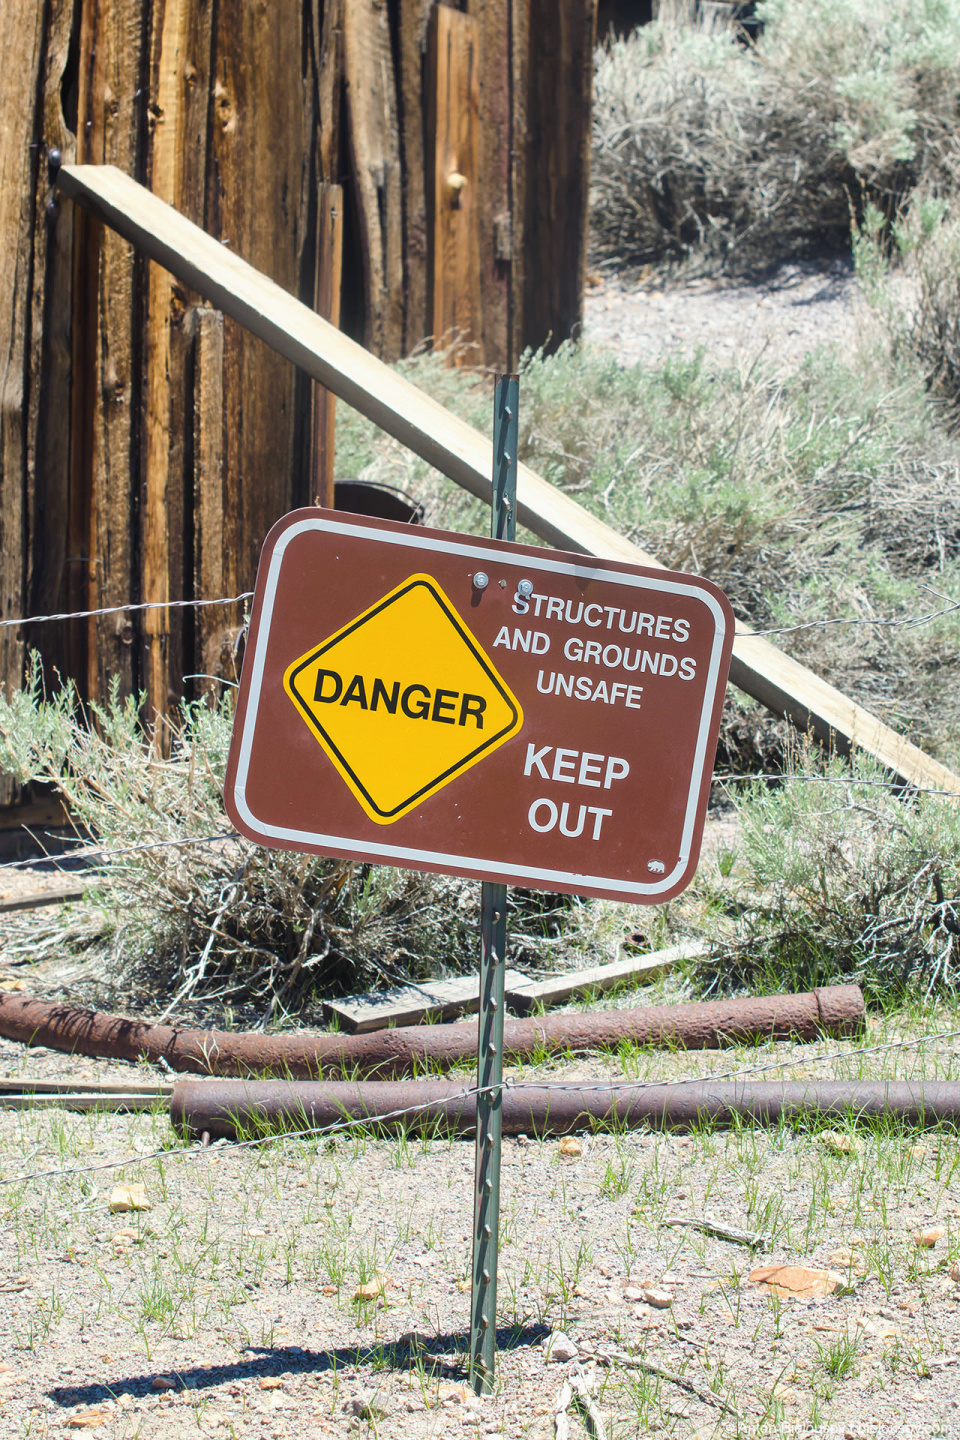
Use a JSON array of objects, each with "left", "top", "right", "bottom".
[{"left": 229, "top": 517, "right": 730, "bottom": 899}]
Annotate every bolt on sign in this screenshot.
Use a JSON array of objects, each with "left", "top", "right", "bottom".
[{"left": 225, "top": 510, "right": 735, "bottom": 903}]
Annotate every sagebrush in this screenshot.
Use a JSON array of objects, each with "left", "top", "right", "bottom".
[
  {"left": 0, "top": 670, "right": 623, "bottom": 1018},
  {"left": 591, "top": 0, "right": 960, "bottom": 270}
]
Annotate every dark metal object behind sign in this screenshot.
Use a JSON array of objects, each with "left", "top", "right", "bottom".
[
  {"left": 0, "top": 985, "right": 866, "bottom": 1076},
  {"left": 333, "top": 479, "right": 424, "bottom": 525},
  {"left": 171, "top": 1077, "right": 960, "bottom": 1140}
]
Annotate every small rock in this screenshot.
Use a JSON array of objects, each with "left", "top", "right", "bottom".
[
  {"left": 623, "top": 1286, "right": 644, "bottom": 1301},
  {"left": 913, "top": 1227, "right": 945, "bottom": 1249},
  {"left": 108, "top": 1184, "right": 150, "bottom": 1214},
  {"left": 857, "top": 1317, "right": 899, "bottom": 1340},
  {"left": 259, "top": 1377, "right": 283, "bottom": 1390},
  {"left": 747, "top": 1265, "right": 845, "bottom": 1299},
  {"left": 819, "top": 1131, "right": 864, "bottom": 1157},
  {"left": 65, "top": 1410, "right": 110, "bottom": 1429},
  {"left": 352, "top": 1275, "right": 388, "bottom": 1301},
  {"left": 642, "top": 1288, "right": 674, "bottom": 1309},
  {"left": 828, "top": 1247, "right": 866, "bottom": 1273},
  {"left": 558, "top": 1137, "right": 583, "bottom": 1158},
  {"left": 345, "top": 1392, "right": 389, "bottom": 1420},
  {"left": 544, "top": 1331, "right": 579, "bottom": 1363},
  {"left": 150, "top": 1377, "right": 176, "bottom": 1392},
  {"left": 909, "top": 1144, "right": 930, "bottom": 1161},
  {"left": 439, "top": 1383, "right": 471, "bottom": 1404},
  {"left": 320, "top": 1284, "right": 338, "bottom": 1296}
]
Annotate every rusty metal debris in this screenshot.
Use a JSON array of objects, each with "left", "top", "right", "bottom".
[
  {"left": 168, "top": 1075, "right": 960, "bottom": 1141},
  {"left": 0, "top": 985, "right": 865, "bottom": 1078}
]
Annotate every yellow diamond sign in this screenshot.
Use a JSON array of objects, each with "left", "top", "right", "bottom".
[{"left": 283, "top": 574, "right": 523, "bottom": 823}]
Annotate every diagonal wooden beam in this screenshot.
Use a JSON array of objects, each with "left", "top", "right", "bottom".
[{"left": 56, "top": 163, "right": 960, "bottom": 795}]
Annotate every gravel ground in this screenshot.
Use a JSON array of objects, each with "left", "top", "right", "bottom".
[
  {"left": 0, "top": 972, "right": 958, "bottom": 1439},
  {"left": 581, "top": 258, "right": 869, "bottom": 370}
]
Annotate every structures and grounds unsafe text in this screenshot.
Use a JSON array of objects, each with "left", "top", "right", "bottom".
[{"left": 225, "top": 510, "right": 735, "bottom": 902}]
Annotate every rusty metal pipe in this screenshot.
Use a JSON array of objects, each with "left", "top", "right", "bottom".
[
  {"left": 171, "top": 1078, "right": 960, "bottom": 1139},
  {"left": 0, "top": 985, "right": 865, "bottom": 1079}
]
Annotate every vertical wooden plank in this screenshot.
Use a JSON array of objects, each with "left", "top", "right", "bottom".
[
  {"left": 0, "top": 0, "right": 46, "bottom": 802},
  {"left": 142, "top": 0, "right": 186, "bottom": 723},
  {"left": 427, "top": 5, "right": 482, "bottom": 366},
  {"left": 466, "top": 0, "right": 512, "bottom": 370},
  {"left": 317, "top": 0, "right": 344, "bottom": 183},
  {"left": 142, "top": 0, "right": 215, "bottom": 721},
  {"left": 312, "top": 0, "right": 344, "bottom": 508},
  {"left": 312, "top": 182, "right": 343, "bottom": 508},
  {"left": 191, "top": 304, "right": 234, "bottom": 704},
  {"left": 207, "top": 0, "right": 306, "bottom": 613},
  {"left": 398, "top": 0, "right": 433, "bottom": 354},
  {"left": 28, "top": 0, "right": 78, "bottom": 687},
  {"left": 70, "top": 0, "right": 145, "bottom": 706},
  {"left": 509, "top": 0, "right": 529, "bottom": 370},
  {"left": 342, "top": 0, "right": 404, "bottom": 360},
  {"left": 520, "top": 0, "right": 597, "bottom": 354}
]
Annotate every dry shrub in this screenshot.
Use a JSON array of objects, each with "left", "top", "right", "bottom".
[
  {"left": 692, "top": 742, "right": 960, "bottom": 999},
  {"left": 0, "top": 671, "right": 618, "bottom": 1019},
  {"left": 591, "top": 0, "right": 960, "bottom": 270}
]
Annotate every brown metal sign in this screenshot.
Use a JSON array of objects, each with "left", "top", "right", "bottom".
[{"left": 224, "top": 510, "right": 735, "bottom": 903}]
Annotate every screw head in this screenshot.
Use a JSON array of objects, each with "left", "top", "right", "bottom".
[
  {"left": 48, "top": 148, "right": 63, "bottom": 171},
  {"left": 472, "top": 572, "right": 489, "bottom": 590},
  {"left": 517, "top": 579, "right": 534, "bottom": 597}
]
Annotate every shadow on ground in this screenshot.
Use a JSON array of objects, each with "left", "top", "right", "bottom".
[{"left": 48, "top": 1325, "right": 551, "bottom": 1408}]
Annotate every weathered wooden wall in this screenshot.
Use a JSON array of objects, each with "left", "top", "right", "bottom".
[{"left": 0, "top": 0, "right": 596, "bottom": 767}]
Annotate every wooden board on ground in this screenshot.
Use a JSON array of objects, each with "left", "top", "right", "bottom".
[
  {"left": 0, "top": 1092, "right": 167, "bottom": 1112},
  {"left": 504, "top": 941, "right": 705, "bottom": 1014},
  {"left": 326, "top": 969, "right": 530, "bottom": 1034},
  {"left": 0, "top": 886, "right": 86, "bottom": 914},
  {"left": 55, "top": 165, "right": 960, "bottom": 797}
]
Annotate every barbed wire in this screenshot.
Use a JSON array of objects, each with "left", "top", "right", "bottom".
[
  {"left": 1, "top": 590, "right": 957, "bottom": 639},
  {"left": 1, "top": 1025, "right": 958, "bottom": 1190},
  {"left": 2, "top": 768, "right": 959, "bottom": 877},
  {"left": 0, "top": 1081, "right": 489, "bottom": 1188},
  {"left": 0, "top": 593, "right": 253, "bottom": 630},
  {"left": 736, "top": 590, "right": 960, "bottom": 639},
  {"left": 712, "top": 772, "right": 960, "bottom": 798}
]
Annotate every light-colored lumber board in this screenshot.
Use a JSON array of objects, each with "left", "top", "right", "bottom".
[
  {"left": 0, "top": 1092, "right": 166, "bottom": 1112},
  {"left": 428, "top": 5, "right": 483, "bottom": 365},
  {"left": 55, "top": 164, "right": 960, "bottom": 796},
  {"left": 505, "top": 941, "right": 705, "bottom": 1013},
  {"left": 0, "top": 1078, "right": 172, "bottom": 1095},
  {"left": 326, "top": 969, "right": 529, "bottom": 1034}
]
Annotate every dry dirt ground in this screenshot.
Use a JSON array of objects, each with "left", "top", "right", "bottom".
[
  {"left": 1, "top": 263, "right": 959, "bottom": 1440},
  {"left": 0, "top": 1005, "right": 959, "bottom": 1440}
]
